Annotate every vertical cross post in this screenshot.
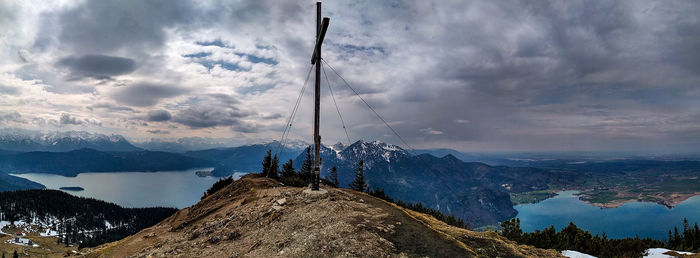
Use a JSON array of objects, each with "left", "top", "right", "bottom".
[
  {"left": 312, "top": 2, "right": 322, "bottom": 191},
  {"left": 310, "top": 2, "right": 329, "bottom": 191}
]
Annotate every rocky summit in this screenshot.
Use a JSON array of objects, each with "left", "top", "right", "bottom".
[{"left": 82, "top": 174, "right": 561, "bottom": 257}]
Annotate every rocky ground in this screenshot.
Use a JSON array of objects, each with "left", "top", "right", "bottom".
[{"left": 82, "top": 174, "right": 561, "bottom": 257}]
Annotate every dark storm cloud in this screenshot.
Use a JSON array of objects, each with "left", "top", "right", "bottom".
[
  {"left": 333, "top": 0, "right": 700, "bottom": 152},
  {"left": 0, "top": 111, "right": 24, "bottom": 124},
  {"left": 57, "top": 0, "right": 199, "bottom": 53},
  {"left": 170, "top": 93, "right": 254, "bottom": 130},
  {"left": 111, "top": 83, "right": 189, "bottom": 107},
  {"left": 147, "top": 129, "right": 170, "bottom": 134},
  {"left": 59, "top": 113, "right": 82, "bottom": 125},
  {"left": 661, "top": 3, "right": 700, "bottom": 73},
  {"left": 146, "top": 110, "right": 172, "bottom": 122},
  {"left": 261, "top": 113, "right": 283, "bottom": 120},
  {"left": 206, "top": 93, "right": 240, "bottom": 106},
  {"left": 88, "top": 103, "right": 135, "bottom": 112},
  {"left": 172, "top": 105, "right": 249, "bottom": 128},
  {"left": 57, "top": 54, "right": 135, "bottom": 79}
]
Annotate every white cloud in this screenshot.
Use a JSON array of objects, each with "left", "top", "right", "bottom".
[{"left": 420, "top": 128, "right": 443, "bottom": 135}]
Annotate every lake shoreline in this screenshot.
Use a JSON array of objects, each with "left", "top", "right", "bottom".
[
  {"left": 11, "top": 169, "right": 218, "bottom": 209},
  {"left": 513, "top": 190, "right": 700, "bottom": 240},
  {"left": 514, "top": 188, "right": 700, "bottom": 209}
]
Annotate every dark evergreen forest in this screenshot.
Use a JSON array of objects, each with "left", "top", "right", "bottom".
[
  {"left": 0, "top": 189, "right": 177, "bottom": 248},
  {"left": 500, "top": 218, "right": 700, "bottom": 257}
]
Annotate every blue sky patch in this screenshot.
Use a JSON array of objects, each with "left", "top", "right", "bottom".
[
  {"left": 338, "top": 44, "right": 387, "bottom": 56},
  {"left": 198, "top": 60, "right": 248, "bottom": 71},
  {"left": 183, "top": 52, "right": 212, "bottom": 58},
  {"left": 235, "top": 52, "right": 278, "bottom": 65},
  {"left": 195, "top": 39, "right": 230, "bottom": 48}
]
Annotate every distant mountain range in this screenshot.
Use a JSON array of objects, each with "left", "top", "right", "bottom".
[
  {"left": 132, "top": 137, "right": 245, "bottom": 153},
  {"left": 188, "top": 141, "right": 307, "bottom": 177},
  {"left": 0, "top": 130, "right": 140, "bottom": 152},
  {"left": 0, "top": 148, "right": 213, "bottom": 176}
]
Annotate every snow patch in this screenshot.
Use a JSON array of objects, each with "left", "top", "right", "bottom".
[
  {"left": 5, "top": 236, "right": 39, "bottom": 247},
  {"left": 561, "top": 250, "right": 597, "bottom": 258},
  {"left": 40, "top": 228, "right": 59, "bottom": 237},
  {"left": 644, "top": 248, "right": 695, "bottom": 258}
]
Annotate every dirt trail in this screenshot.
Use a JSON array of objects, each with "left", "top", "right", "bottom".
[{"left": 83, "top": 175, "right": 561, "bottom": 257}]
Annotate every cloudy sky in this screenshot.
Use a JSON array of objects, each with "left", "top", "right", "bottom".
[{"left": 1, "top": 0, "right": 699, "bottom": 152}]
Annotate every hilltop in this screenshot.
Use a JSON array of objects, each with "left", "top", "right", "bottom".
[{"left": 83, "top": 175, "right": 560, "bottom": 257}]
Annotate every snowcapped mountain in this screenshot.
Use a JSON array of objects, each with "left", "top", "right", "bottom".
[
  {"left": 288, "top": 139, "right": 581, "bottom": 227},
  {"left": 292, "top": 140, "right": 410, "bottom": 170},
  {"left": 0, "top": 130, "right": 141, "bottom": 152},
  {"left": 339, "top": 140, "right": 411, "bottom": 167}
]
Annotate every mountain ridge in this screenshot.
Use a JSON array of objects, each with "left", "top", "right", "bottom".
[
  {"left": 0, "top": 148, "right": 213, "bottom": 176},
  {"left": 0, "top": 130, "right": 141, "bottom": 152},
  {"left": 82, "top": 174, "right": 562, "bottom": 257},
  {"left": 290, "top": 140, "right": 579, "bottom": 227}
]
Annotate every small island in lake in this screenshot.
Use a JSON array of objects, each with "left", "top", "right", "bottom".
[{"left": 59, "top": 186, "right": 85, "bottom": 191}]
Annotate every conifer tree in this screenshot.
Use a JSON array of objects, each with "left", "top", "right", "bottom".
[
  {"left": 330, "top": 166, "right": 339, "bottom": 187},
  {"left": 349, "top": 160, "right": 367, "bottom": 192},
  {"left": 261, "top": 150, "right": 272, "bottom": 177},
  {"left": 300, "top": 147, "right": 313, "bottom": 183},
  {"left": 281, "top": 159, "right": 295, "bottom": 178},
  {"left": 270, "top": 155, "right": 280, "bottom": 179},
  {"left": 12, "top": 251, "right": 17, "bottom": 258},
  {"left": 500, "top": 218, "right": 523, "bottom": 242}
]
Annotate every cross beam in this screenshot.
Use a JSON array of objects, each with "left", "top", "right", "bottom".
[
  {"left": 311, "top": 17, "right": 330, "bottom": 64},
  {"left": 311, "top": 2, "right": 330, "bottom": 191}
]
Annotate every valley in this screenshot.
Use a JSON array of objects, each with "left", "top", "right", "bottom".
[
  {"left": 514, "top": 159, "right": 700, "bottom": 208},
  {"left": 2, "top": 130, "right": 700, "bottom": 237}
]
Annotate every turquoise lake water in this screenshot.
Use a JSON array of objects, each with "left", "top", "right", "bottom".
[
  {"left": 515, "top": 190, "right": 700, "bottom": 240},
  {"left": 12, "top": 169, "right": 248, "bottom": 209}
]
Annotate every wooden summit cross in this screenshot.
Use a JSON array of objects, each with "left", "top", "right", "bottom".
[{"left": 311, "top": 2, "right": 330, "bottom": 191}]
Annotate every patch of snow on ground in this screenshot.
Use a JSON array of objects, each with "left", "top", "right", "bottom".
[
  {"left": 40, "top": 228, "right": 59, "bottom": 237},
  {"left": 644, "top": 248, "right": 695, "bottom": 258},
  {"left": 562, "top": 250, "right": 597, "bottom": 258},
  {"left": 5, "top": 236, "right": 39, "bottom": 247},
  {"left": 0, "top": 221, "right": 11, "bottom": 233}
]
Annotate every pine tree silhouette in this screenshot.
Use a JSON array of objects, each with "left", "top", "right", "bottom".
[
  {"left": 261, "top": 150, "right": 272, "bottom": 177},
  {"left": 349, "top": 160, "right": 367, "bottom": 192},
  {"left": 281, "top": 159, "right": 295, "bottom": 178},
  {"left": 300, "top": 147, "right": 313, "bottom": 183},
  {"left": 330, "top": 166, "right": 339, "bottom": 187},
  {"left": 270, "top": 155, "right": 280, "bottom": 179}
]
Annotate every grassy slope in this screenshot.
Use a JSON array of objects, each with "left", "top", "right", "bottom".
[{"left": 84, "top": 175, "right": 561, "bottom": 257}]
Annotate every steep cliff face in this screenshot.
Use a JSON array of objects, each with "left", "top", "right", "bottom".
[{"left": 83, "top": 175, "right": 561, "bottom": 257}]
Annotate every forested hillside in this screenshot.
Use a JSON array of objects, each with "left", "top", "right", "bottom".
[
  {"left": 0, "top": 189, "right": 176, "bottom": 248},
  {"left": 0, "top": 173, "right": 45, "bottom": 192}
]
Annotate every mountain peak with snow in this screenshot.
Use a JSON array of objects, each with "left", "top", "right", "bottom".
[{"left": 0, "top": 130, "right": 140, "bottom": 152}]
